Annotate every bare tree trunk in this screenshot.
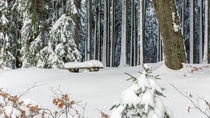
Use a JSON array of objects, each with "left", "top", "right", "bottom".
[
  {"left": 103, "top": 0, "right": 108, "bottom": 66},
  {"left": 87, "top": 0, "right": 92, "bottom": 60},
  {"left": 133, "top": 2, "right": 137, "bottom": 66},
  {"left": 106, "top": 0, "right": 110, "bottom": 67},
  {"left": 203, "top": 0, "right": 209, "bottom": 64},
  {"left": 111, "top": 0, "right": 115, "bottom": 67},
  {"left": 119, "top": 0, "right": 128, "bottom": 66},
  {"left": 193, "top": 0, "right": 196, "bottom": 63},
  {"left": 130, "top": 0, "right": 135, "bottom": 66},
  {"left": 208, "top": 0, "right": 210, "bottom": 63},
  {"left": 137, "top": 0, "right": 145, "bottom": 65},
  {"left": 153, "top": 0, "right": 186, "bottom": 70},
  {"left": 141, "top": 0, "right": 145, "bottom": 64},
  {"left": 199, "top": 0, "right": 203, "bottom": 63},
  {"left": 94, "top": 0, "right": 98, "bottom": 60},
  {"left": 73, "top": 0, "right": 80, "bottom": 47},
  {"left": 189, "top": 0, "right": 195, "bottom": 63},
  {"left": 98, "top": 0, "right": 102, "bottom": 61}
]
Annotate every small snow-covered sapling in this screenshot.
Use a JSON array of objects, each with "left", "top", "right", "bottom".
[{"left": 111, "top": 64, "right": 172, "bottom": 118}]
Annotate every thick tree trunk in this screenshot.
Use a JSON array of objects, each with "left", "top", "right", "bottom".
[{"left": 153, "top": 0, "right": 186, "bottom": 70}]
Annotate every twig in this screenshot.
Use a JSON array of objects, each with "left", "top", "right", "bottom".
[{"left": 170, "top": 84, "right": 210, "bottom": 118}]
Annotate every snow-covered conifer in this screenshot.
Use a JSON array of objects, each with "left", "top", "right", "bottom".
[
  {"left": 111, "top": 64, "right": 172, "bottom": 118},
  {"left": 0, "top": 0, "right": 16, "bottom": 69},
  {"left": 36, "top": 14, "right": 81, "bottom": 68}
]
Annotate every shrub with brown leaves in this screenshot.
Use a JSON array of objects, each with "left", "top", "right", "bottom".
[{"left": 0, "top": 88, "right": 84, "bottom": 118}]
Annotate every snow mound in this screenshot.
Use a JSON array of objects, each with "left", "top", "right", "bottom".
[{"left": 64, "top": 60, "right": 103, "bottom": 68}]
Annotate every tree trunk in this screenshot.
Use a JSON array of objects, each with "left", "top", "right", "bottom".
[
  {"left": 137, "top": 0, "right": 145, "bottom": 65},
  {"left": 73, "top": 0, "right": 79, "bottom": 47},
  {"left": 98, "top": 0, "right": 102, "bottom": 61},
  {"left": 106, "top": 0, "right": 110, "bottom": 67},
  {"left": 199, "top": 0, "right": 203, "bottom": 63},
  {"left": 189, "top": 0, "right": 195, "bottom": 63},
  {"left": 133, "top": 4, "right": 137, "bottom": 66},
  {"left": 94, "top": 0, "right": 98, "bottom": 60},
  {"left": 203, "top": 0, "right": 209, "bottom": 64},
  {"left": 153, "top": 0, "right": 187, "bottom": 70},
  {"left": 130, "top": 0, "right": 134, "bottom": 66},
  {"left": 119, "top": 0, "right": 128, "bottom": 66},
  {"left": 193, "top": 0, "right": 196, "bottom": 63},
  {"left": 208, "top": 0, "right": 210, "bottom": 63},
  {"left": 103, "top": 0, "right": 108, "bottom": 66},
  {"left": 111, "top": 0, "right": 115, "bottom": 67},
  {"left": 87, "top": 0, "right": 92, "bottom": 60}
]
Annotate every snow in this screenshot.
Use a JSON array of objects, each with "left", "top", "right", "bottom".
[
  {"left": 172, "top": 12, "right": 181, "bottom": 32},
  {"left": 1, "top": 14, "right": 8, "bottom": 25},
  {"left": 0, "top": 62, "right": 210, "bottom": 117},
  {"left": 51, "top": 14, "right": 69, "bottom": 31},
  {"left": 64, "top": 60, "right": 103, "bottom": 68}
]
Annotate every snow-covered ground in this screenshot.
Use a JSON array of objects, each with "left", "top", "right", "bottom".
[{"left": 0, "top": 62, "right": 210, "bottom": 118}]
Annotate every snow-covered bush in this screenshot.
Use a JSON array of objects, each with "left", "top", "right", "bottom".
[{"left": 111, "top": 64, "right": 172, "bottom": 118}]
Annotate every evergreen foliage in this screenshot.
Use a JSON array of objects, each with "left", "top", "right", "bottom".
[
  {"left": 0, "top": 0, "right": 81, "bottom": 69},
  {"left": 111, "top": 64, "right": 172, "bottom": 118}
]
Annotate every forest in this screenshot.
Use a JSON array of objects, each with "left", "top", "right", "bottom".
[{"left": 1, "top": 0, "right": 210, "bottom": 118}]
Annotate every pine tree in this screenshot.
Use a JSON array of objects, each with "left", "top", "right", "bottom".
[
  {"left": 0, "top": 0, "right": 16, "bottom": 69},
  {"left": 36, "top": 14, "right": 81, "bottom": 68},
  {"left": 111, "top": 64, "right": 171, "bottom": 118}
]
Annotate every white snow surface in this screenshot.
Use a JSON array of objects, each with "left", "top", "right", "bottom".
[
  {"left": 64, "top": 60, "right": 103, "bottom": 68},
  {"left": 0, "top": 62, "right": 210, "bottom": 118}
]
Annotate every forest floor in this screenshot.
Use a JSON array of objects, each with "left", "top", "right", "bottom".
[{"left": 0, "top": 62, "right": 210, "bottom": 118}]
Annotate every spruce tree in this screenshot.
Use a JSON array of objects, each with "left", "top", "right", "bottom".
[{"left": 111, "top": 64, "right": 171, "bottom": 118}]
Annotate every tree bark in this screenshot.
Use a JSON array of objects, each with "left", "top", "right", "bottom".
[
  {"left": 153, "top": 0, "right": 186, "bottom": 70},
  {"left": 98, "top": 0, "right": 102, "bottom": 61},
  {"left": 94, "top": 0, "right": 98, "bottom": 60},
  {"left": 103, "top": 0, "right": 109, "bottom": 66},
  {"left": 111, "top": 0, "right": 115, "bottom": 67},
  {"left": 73, "top": 0, "right": 80, "bottom": 47},
  {"left": 87, "top": 0, "right": 92, "bottom": 60},
  {"left": 203, "top": 0, "right": 209, "bottom": 64},
  {"left": 208, "top": 0, "right": 210, "bottom": 63},
  {"left": 119, "top": 0, "right": 128, "bottom": 66},
  {"left": 199, "top": 0, "right": 203, "bottom": 63},
  {"left": 106, "top": 0, "right": 110, "bottom": 67},
  {"left": 130, "top": 0, "right": 134, "bottom": 66}
]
